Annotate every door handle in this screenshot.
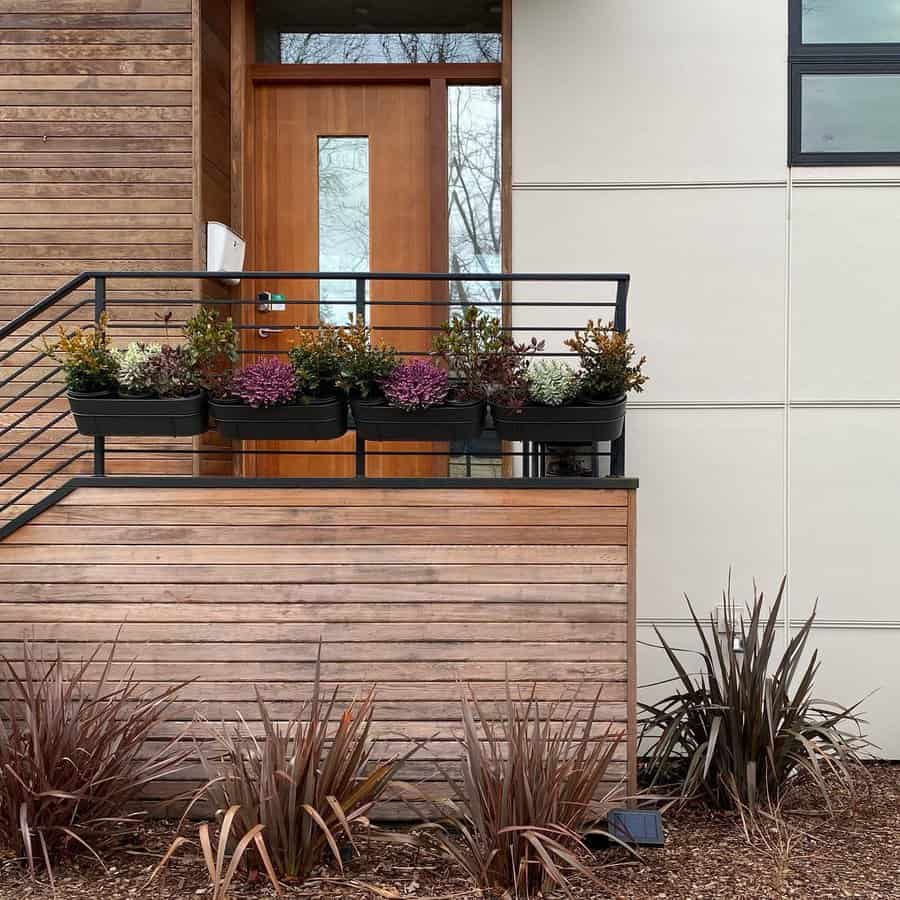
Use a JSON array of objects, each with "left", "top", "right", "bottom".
[{"left": 258, "top": 327, "right": 286, "bottom": 339}]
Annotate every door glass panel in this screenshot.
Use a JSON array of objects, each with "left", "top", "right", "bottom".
[
  {"left": 447, "top": 85, "right": 503, "bottom": 476},
  {"left": 801, "top": 74, "right": 900, "bottom": 152},
  {"left": 448, "top": 84, "right": 502, "bottom": 317},
  {"left": 318, "top": 137, "right": 369, "bottom": 324},
  {"left": 802, "top": 0, "right": 900, "bottom": 44}
]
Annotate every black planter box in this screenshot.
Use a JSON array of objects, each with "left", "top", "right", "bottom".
[
  {"left": 351, "top": 397, "right": 485, "bottom": 442},
  {"left": 68, "top": 391, "right": 208, "bottom": 437},
  {"left": 210, "top": 396, "right": 348, "bottom": 440},
  {"left": 491, "top": 395, "right": 626, "bottom": 442}
]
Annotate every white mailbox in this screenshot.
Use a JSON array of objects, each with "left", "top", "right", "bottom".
[{"left": 206, "top": 221, "right": 245, "bottom": 285}]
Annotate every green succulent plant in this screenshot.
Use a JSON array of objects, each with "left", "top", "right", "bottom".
[{"left": 527, "top": 359, "right": 580, "bottom": 406}]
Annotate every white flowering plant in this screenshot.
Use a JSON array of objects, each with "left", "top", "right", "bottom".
[
  {"left": 112, "top": 342, "right": 161, "bottom": 395},
  {"left": 527, "top": 360, "right": 581, "bottom": 406}
]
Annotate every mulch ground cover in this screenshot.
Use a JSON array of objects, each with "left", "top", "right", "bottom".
[{"left": 2, "top": 764, "right": 898, "bottom": 900}]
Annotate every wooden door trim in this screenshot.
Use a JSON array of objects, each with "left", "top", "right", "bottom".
[{"left": 248, "top": 62, "right": 501, "bottom": 84}]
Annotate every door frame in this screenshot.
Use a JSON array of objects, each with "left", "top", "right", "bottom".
[{"left": 228, "top": 0, "right": 511, "bottom": 477}]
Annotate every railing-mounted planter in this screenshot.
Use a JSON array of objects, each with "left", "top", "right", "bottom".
[
  {"left": 351, "top": 397, "right": 485, "bottom": 442},
  {"left": 210, "top": 396, "right": 348, "bottom": 440},
  {"left": 490, "top": 395, "right": 627, "bottom": 443},
  {"left": 67, "top": 390, "right": 208, "bottom": 437}
]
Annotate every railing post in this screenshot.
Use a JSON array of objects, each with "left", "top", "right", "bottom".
[
  {"left": 93, "top": 275, "right": 106, "bottom": 476},
  {"left": 354, "top": 276, "right": 366, "bottom": 478},
  {"left": 609, "top": 276, "right": 629, "bottom": 477}
]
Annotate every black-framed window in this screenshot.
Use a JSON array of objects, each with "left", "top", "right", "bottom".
[{"left": 790, "top": 0, "right": 900, "bottom": 165}]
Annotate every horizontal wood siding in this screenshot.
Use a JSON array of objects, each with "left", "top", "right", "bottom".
[
  {"left": 0, "top": 485, "right": 638, "bottom": 818},
  {"left": 0, "top": 1, "right": 198, "bottom": 518}
]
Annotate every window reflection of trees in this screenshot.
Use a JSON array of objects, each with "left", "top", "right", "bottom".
[
  {"left": 281, "top": 32, "right": 500, "bottom": 64},
  {"left": 449, "top": 85, "right": 502, "bottom": 316},
  {"left": 318, "top": 138, "right": 369, "bottom": 325}
]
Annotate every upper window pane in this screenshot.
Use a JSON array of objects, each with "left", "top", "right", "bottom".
[
  {"left": 801, "top": 73, "right": 900, "bottom": 152},
  {"left": 256, "top": 0, "right": 501, "bottom": 64},
  {"left": 802, "top": 0, "right": 900, "bottom": 44}
]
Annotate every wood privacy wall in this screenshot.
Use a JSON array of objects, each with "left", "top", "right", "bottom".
[
  {"left": 0, "top": 0, "right": 234, "bottom": 510},
  {"left": 0, "top": 485, "right": 638, "bottom": 817}
]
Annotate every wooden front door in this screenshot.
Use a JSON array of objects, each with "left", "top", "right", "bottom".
[{"left": 247, "top": 81, "right": 443, "bottom": 478}]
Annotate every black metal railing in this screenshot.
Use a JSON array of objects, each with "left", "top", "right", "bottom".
[{"left": 0, "top": 270, "right": 630, "bottom": 529}]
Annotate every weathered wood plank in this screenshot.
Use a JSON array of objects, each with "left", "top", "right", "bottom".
[
  {"left": 56, "top": 487, "right": 630, "bottom": 507},
  {"left": 1, "top": 581, "right": 628, "bottom": 605},
  {"left": 0, "top": 660, "right": 629, "bottom": 683},
  {"left": 0, "top": 563, "right": 630, "bottom": 584},
  {"left": 0, "top": 601, "right": 628, "bottom": 623},
  {"left": 5, "top": 524, "right": 629, "bottom": 546},
  {"left": 32, "top": 504, "right": 629, "bottom": 526},
  {"left": 0, "top": 543, "right": 627, "bottom": 565},
  {"left": 0, "top": 621, "right": 627, "bottom": 644},
  {"left": 0, "top": 43, "right": 193, "bottom": 60}
]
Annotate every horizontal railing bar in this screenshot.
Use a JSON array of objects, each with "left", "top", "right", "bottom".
[
  {"left": 228, "top": 349, "right": 585, "bottom": 357},
  {"left": 107, "top": 322, "right": 594, "bottom": 333},
  {"left": 0, "top": 428, "right": 85, "bottom": 488},
  {"left": 0, "top": 349, "right": 55, "bottom": 389},
  {"left": 0, "top": 273, "right": 92, "bottom": 341},
  {"left": 0, "top": 408, "right": 72, "bottom": 455},
  {"left": 103, "top": 448, "right": 613, "bottom": 458},
  {"left": 0, "top": 444, "right": 86, "bottom": 516},
  {"left": 0, "top": 298, "right": 93, "bottom": 365},
  {"left": 103, "top": 299, "right": 618, "bottom": 308},
  {"left": 0, "top": 367, "right": 63, "bottom": 414},
  {"left": 82, "top": 271, "right": 631, "bottom": 282}
]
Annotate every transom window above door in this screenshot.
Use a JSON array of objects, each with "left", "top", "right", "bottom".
[{"left": 254, "top": 0, "right": 502, "bottom": 64}]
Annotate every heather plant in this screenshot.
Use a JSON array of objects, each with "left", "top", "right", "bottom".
[
  {"left": 432, "top": 305, "right": 543, "bottom": 409},
  {"left": 231, "top": 357, "right": 297, "bottom": 408},
  {"left": 565, "top": 320, "right": 647, "bottom": 400},
  {"left": 421, "top": 683, "right": 629, "bottom": 898},
  {"left": 183, "top": 307, "right": 239, "bottom": 398},
  {"left": 337, "top": 316, "right": 399, "bottom": 398},
  {"left": 381, "top": 359, "right": 449, "bottom": 411},
  {"left": 528, "top": 360, "right": 580, "bottom": 406},
  {"left": 41, "top": 315, "right": 118, "bottom": 394},
  {"left": 288, "top": 324, "right": 344, "bottom": 397},
  {"left": 639, "top": 577, "right": 868, "bottom": 812},
  {"left": 112, "top": 342, "right": 161, "bottom": 396},
  {"left": 0, "top": 641, "right": 191, "bottom": 878},
  {"left": 144, "top": 345, "right": 199, "bottom": 398}
]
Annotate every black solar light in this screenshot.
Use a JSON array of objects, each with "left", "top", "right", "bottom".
[{"left": 606, "top": 808, "right": 665, "bottom": 847}]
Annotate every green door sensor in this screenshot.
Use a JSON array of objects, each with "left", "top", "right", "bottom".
[{"left": 257, "top": 291, "right": 286, "bottom": 312}]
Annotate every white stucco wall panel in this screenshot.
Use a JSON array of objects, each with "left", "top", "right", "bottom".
[
  {"left": 789, "top": 407, "right": 900, "bottom": 621},
  {"left": 512, "top": 187, "right": 787, "bottom": 403},
  {"left": 626, "top": 407, "right": 785, "bottom": 620},
  {"left": 799, "top": 626, "right": 900, "bottom": 758},
  {"left": 791, "top": 186, "right": 900, "bottom": 401},
  {"left": 512, "top": 0, "right": 787, "bottom": 184}
]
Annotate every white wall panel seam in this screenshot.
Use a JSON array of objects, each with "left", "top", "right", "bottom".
[{"left": 784, "top": 165, "right": 794, "bottom": 651}]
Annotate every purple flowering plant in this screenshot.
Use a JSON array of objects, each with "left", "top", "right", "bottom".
[
  {"left": 144, "top": 345, "right": 199, "bottom": 398},
  {"left": 381, "top": 359, "right": 449, "bottom": 411},
  {"left": 231, "top": 357, "right": 297, "bottom": 408}
]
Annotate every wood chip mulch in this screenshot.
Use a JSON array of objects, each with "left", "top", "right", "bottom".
[{"left": 1, "top": 764, "right": 898, "bottom": 900}]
